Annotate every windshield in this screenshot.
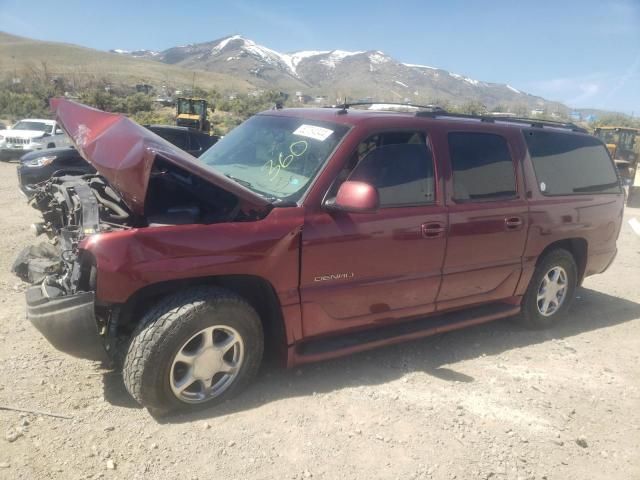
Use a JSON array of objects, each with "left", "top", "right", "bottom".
[
  {"left": 199, "top": 115, "right": 349, "bottom": 202},
  {"left": 596, "top": 129, "right": 637, "bottom": 151},
  {"left": 596, "top": 130, "right": 618, "bottom": 145},
  {"left": 619, "top": 131, "right": 637, "bottom": 151},
  {"left": 13, "top": 121, "right": 52, "bottom": 133},
  {"left": 178, "top": 99, "right": 204, "bottom": 116}
]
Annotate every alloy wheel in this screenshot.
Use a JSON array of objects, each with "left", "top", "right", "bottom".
[
  {"left": 169, "top": 325, "right": 244, "bottom": 404},
  {"left": 536, "top": 266, "right": 568, "bottom": 317}
]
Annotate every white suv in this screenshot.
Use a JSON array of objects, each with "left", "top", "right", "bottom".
[{"left": 0, "top": 119, "right": 70, "bottom": 160}]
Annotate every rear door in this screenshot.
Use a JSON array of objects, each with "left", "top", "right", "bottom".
[
  {"left": 436, "top": 128, "right": 529, "bottom": 310},
  {"left": 300, "top": 129, "right": 448, "bottom": 338}
]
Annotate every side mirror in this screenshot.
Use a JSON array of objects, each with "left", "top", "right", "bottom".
[{"left": 325, "top": 181, "right": 379, "bottom": 213}]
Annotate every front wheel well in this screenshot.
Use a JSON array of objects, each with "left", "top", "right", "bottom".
[
  {"left": 537, "top": 238, "right": 588, "bottom": 284},
  {"left": 113, "top": 275, "right": 288, "bottom": 365}
]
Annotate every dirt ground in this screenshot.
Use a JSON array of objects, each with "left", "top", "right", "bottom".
[{"left": 0, "top": 160, "right": 638, "bottom": 480}]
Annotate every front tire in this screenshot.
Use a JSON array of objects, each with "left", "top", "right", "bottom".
[
  {"left": 123, "top": 287, "right": 263, "bottom": 412},
  {"left": 519, "top": 249, "right": 577, "bottom": 329}
]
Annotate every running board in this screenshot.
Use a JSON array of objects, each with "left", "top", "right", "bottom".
[{"left": 295, "top": 303, "right": 520, "bottom": 363}]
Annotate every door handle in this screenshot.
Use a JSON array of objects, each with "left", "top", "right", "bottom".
[
  {"left": 421, "top": 222, "right": 446, "bottom": 238},
  {"left": 505, "top": 216, "right": 523, "bottom": 230}
]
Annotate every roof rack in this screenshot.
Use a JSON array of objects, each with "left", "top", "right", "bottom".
[
  {"left": 323, "top": 102, "right": 587, "bottom": 133},
  {"left": 328, "top": 101, "right": 446, "bottom": 114},
  {"left": 415, "top": 111, "right": 587, "bottom": 133}
]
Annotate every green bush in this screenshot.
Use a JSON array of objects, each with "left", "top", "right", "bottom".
[
  {"left": 122, "top": 93, "right": 152, "bottom": 114},
  {"left": 593, "top": 114, "right": 640, "bottom": 129},
  {"left": 0, "top": 91, "right": 49, "bottom": 119},
  {"left": 130, "top": 109, "right": 174, "bottom": 126}
]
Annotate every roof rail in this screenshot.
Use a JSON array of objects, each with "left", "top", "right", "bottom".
[
  {"left": 415, "top": 111, "right": 587, "bottom": 133},
  {"left": 327, "top": 101, "right": 446, "bottom": 114},
  {"left": 323, "top": 101, "right": 587, "bottom": 133}
]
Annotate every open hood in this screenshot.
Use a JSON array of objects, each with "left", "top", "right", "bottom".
[{"left": 50, "top": 98, "right": 270, "bottom": 215}]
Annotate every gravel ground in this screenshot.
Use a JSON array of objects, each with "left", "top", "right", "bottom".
[{"left": 0, "top": 160, "right": 639, "bottom": 480}]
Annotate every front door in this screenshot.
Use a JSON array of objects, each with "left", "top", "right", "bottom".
[{"left": 300, "top": 130, "right": 447, "bottom": 338}]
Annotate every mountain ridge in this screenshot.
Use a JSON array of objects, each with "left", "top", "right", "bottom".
[{"left": 111, "top": 34, "right": 560, "bottom": 111}]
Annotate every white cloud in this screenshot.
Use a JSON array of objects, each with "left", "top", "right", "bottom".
[{"left": 524, "top": 63, "right": 640, "bottom": 112}]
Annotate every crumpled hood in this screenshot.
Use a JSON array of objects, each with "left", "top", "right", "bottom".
[
  {"left": 0, "top": 129, "right": 47, "bottom": 139},
  {"left": 50, "top": 98, "right": 270, "bottom": 215}
]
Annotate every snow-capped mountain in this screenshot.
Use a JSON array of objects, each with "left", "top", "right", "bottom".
[
  {"left": 113, "top": 35, "right": 556, "bottom": 110},
  {"left": 110, "top": 48, "right": 160, "bottom": 59}
]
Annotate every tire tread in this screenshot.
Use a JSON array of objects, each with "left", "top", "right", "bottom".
[{"left": 122, "top": 286, "right": 263, "bottom": 411}]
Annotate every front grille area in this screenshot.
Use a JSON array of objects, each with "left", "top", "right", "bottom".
[{"left": 6, "top": 137, "right": 31, "bottom": 145}]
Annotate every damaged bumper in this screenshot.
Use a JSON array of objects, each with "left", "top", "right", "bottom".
[{"left": 26, "top": 285, "right": 109, "bottom": 362}]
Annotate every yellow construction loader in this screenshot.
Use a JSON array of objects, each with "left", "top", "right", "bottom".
[
  {"left": 176, "top": 98, "right": 211, "bottom": 133},
  {"left": 594, "top": 127, "right": 639, "bottom": 184}
]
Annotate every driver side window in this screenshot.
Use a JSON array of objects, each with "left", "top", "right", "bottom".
[{"left": 331, "top": 131, "right": 435, "bottom": 207}]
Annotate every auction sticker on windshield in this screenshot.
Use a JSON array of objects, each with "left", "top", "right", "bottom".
[{"left": 293, "top": 124, "right": 334, "bottom": 141}]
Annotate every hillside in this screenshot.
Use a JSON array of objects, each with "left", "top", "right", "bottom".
[{"left": 0, "top": 32, "right": 253, "bottom": 93}]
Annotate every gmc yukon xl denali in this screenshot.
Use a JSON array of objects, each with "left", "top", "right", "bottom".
[{"left": 14, "top": 99, "right": 624, "bottom": 412}]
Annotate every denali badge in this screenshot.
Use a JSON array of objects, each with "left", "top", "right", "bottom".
[{"left": 314, "top": 272, "right": 355, "bottom": 282}]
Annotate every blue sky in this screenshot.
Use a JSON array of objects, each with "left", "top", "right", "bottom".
[{"left": 1, "top": 0, "right": 639, "bottom": 114}]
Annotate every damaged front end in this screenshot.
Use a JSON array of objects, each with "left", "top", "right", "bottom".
[
  {"left": 13, "top": 174, "right": 133, "bottom": 362},
  {"left": 14, "top": 174, "right": 130, "bottom": 285},
  {"left": 13, "top": 99, "right": 273, "bottom": 363},
  {"left": 13, "top": 164, "right": 266, "bottom": 362}
]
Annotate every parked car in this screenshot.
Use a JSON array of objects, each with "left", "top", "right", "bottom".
[
  {"left": 14, "top": 99, "right": 623, "bottom": 413},
  {"left": 17, "top": 125, "right": 218, "bottom": 196},
  {"left": 0, "top": 119, "right": 70, "bottom": 160}
]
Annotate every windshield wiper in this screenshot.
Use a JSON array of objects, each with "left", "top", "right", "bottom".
[
  {"left": 224, "top": 173, "right": 285, "bottom": 204},
  {"left": 224, "top": 173, "right": 253, "bottom": 188}
]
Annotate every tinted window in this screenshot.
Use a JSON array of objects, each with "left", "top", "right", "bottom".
[
  {"left": 449, "top": 132, "right": 516, "bottom": 201},
  {"left": 525, "top": 130, "right": 621, "bottom": 195},
  {"left": 349, "top": 141, "right": 434, "bottom": 206}
]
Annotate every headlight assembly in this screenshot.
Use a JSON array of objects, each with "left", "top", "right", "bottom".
[{"left": 26, "top": 155, "right": 57, "bottom": 168}]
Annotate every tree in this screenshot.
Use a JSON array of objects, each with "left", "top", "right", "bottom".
[{"left": 453, "top": 101, "right": 487, "bottom": 115}]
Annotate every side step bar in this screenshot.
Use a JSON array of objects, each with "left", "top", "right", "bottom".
[{"left": 294, "top": 303, "right": 520, "bottom": 364}]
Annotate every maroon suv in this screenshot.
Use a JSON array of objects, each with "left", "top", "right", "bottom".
[{"left": 15, "top": 99, "right": 624, "bottom": 412}]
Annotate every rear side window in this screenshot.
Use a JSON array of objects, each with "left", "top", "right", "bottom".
[
  {"left": 449, "top": 132, "right": 516, "bottom": 201},
  {"left": 524, "top": 130, "right": 620, "bottom": 195}
]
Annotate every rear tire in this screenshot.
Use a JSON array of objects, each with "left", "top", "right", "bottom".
[
  {"left": 123, "top": 287, "right": 263, "bottom": 412},
  {"left": 518, "top": 249, "right": 577, "bottom": 329}
]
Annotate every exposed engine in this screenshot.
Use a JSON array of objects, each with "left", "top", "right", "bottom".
[
  {"left": 13, "top": 162, "right": 253, "bottom": 293},
  {"left": 13, "top": 174, "right": 132, "bottom": 291},
  {"left": 29, "top": 174, "right": 132, "bottom": 240}
]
